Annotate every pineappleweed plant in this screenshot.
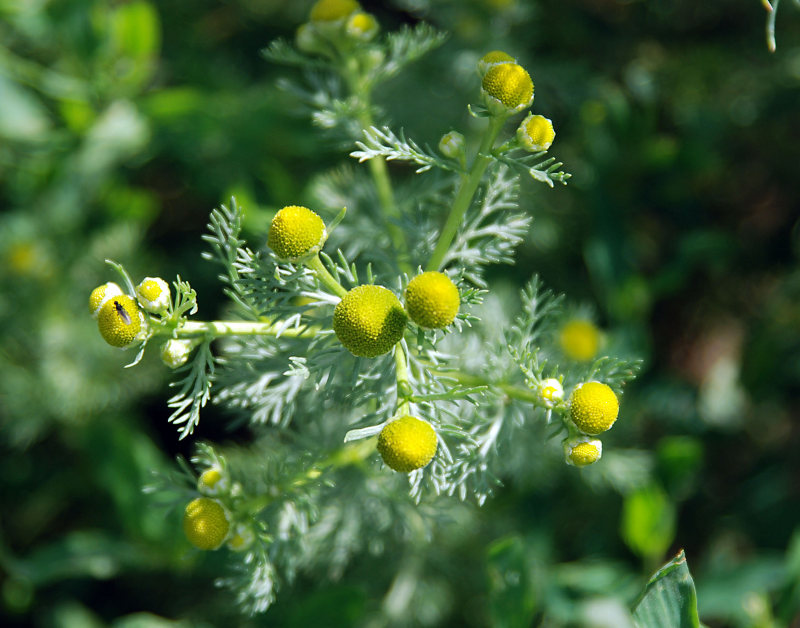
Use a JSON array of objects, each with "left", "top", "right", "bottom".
[{"left": 90, "top": 0, "right": 641, "bottom": 613}]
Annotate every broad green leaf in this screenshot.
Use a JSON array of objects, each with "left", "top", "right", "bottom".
[
  {"left": 487, "top": 535, "right": 537, "bottom": 628},
  {"left": 632, "top": 550, "right": 700, "bottom": 628}
]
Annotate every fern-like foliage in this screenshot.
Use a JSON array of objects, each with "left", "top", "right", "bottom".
[
  {"left": 261, "top": 38, "right": 333, "bottom": 70},
  {"left": 495, "top": 152, "right": 572, "bottom": 188},
  {"left": 441, "top": 165, "right": 530, "bottom": 285},
  {"left": 351, "top": 125, "right": 460, "bottom": 173},
  {"left": 368, "top": 23, "right": 448, "bottom": 84},
  {"left": 166, "top": 340, "right": 215, "bottom": 439}
]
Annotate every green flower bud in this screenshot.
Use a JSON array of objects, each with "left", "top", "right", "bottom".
[
  {"left": 160, "top": 338, "right": 195, "bottom": 369},
  {"left": 345, "top": 11, "right": 378, "bottom": 41},
  {"left": 516, "top": 113, "right": 555, "bottom": 152},
  {"left": 136, "top": 276, "right": 170, "bottom": 315},
  {"left": 563, "top": 436, "right": 603, "bottom": 467},
  {"left": 538, "top": 378, "right": 563, "bottom": 408},
  {"left": 477, "top": 50, "right": 515, "bottom": 77},
  {"left": 438, "top": 131, "right": 466, "bottom": 161},
  {"left": 197, "top": 466, "right": 229, "bottom": 496},
  {"left": 227, "top": 523, "right": 255, "bottom": 552}
]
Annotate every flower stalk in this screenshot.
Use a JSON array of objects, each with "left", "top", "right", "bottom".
[{"left": 305, "top": 253, "right": 349, "bottom": 298}]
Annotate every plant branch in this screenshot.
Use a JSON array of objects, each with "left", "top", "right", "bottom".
[
  {"left": 166, "top": 320, "right": 316, "bottom": 339},
  {"left": 426, "top": 114, "right": 508, "bottom": 271}
]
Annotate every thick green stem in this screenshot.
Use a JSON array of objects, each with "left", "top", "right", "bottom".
[
  {"left": 426, "top": 114, "right": 508, "bottom": 271},
  {"left": 305, "top": 254, "right": 349, "bottom": 298}
]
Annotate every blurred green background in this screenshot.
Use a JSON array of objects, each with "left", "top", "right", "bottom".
[{"left": 1, "top": 0, "right": 799, "bottom": 626}]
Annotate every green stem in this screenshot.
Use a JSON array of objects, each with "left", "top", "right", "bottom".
[
  {"left": 163, "top": 320, "right": 316, "bottom": 339},
  {"left": 305, "top": 254, "right": 349, "bottom": 298},
  {"left": 341, "top": 58, "right": 411, "bottom": 273},
  {"left": 244, "top": 437, "right": 377, "bottom": 515},
  {"left": 357, "top": 109, "right": 411, "bottom": 273},
  {"left": 394, "top": 342, "right": 412, "bottom": 414},
  {"left": 432, "top": 369, "right": 564, "bottom": 411},
  {"left": 426, "top": 114, "right": 508, "bottom": 271},
  {"left": 367, "top": 154, "right": 411, "bottom": 272}
]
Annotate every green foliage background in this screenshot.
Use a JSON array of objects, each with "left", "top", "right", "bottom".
[{"left": 1, "top": 0, "right": 799, "bottom": 626}]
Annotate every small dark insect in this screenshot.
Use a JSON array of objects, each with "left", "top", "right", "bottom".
[{"left": 114, "top": 300, "right": 132, "bottom": 325}]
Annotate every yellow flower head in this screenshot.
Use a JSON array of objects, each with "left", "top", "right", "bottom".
[
  {"left": 477, "top": 50, "right": 515, "bottom": 76},
  {"left": 160, "top": 338, "right": 194, "bottom": 368},
  {"left": 310, "top": 0, "right": 360, "bottom": 22},
  {"left": 345, "top": 11, "right": 379, "bottom": 40},
  {"left": 538, "top": 377, "right": 564, "bottom": 407},
  {"left": 377, "top": 415, "right": 438, "bottom": 473},
  {"left": 569, "top": 381, "right": 619, "bottom": 435},
  {"left": 267, "top": 205, "right": 327, "bottom": 261},
  {"left": 97, "top": 294, "right": 142, "bottom": 348},
  {"left": 559, "top": 319, "right": 601, "bottom": 361},
  {"left": 183, "top": 497, "right": 230, "bottom": 550},
  {"left": 136, "top": 276, "right": 170, "bottom": 314},
  {"left": 333, "top": 285, "right": 407, "bottom": 357},
  {"left": 481, "top": 63, "right": 533, "bottom": 114},
  {"left": 197, "top": 466, "right": 228, "bottom": 496},
  {"left": 516, "top": 113, "right": 555, "bottom": 152},
  {"left": 89, "top": 282, "right": 123, "bottom": 318},
  {"left": 404, "top": 271, "right": 460, "bottom": 329},
  {"left": 563, "top": 437, "right": 603, "bottom": 467}
]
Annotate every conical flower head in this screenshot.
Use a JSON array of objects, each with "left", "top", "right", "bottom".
[
  {"left": 377, "top": 416, "right": 438, "bottom": 472},
  {"left": 97, "top": 294, "right": 142, "bottom": 348},
  {"left": 482, "top": 63, "right": 533, "bottom": 114},
  {"left": 267, "top": 205, "right": 327, "bottom": 261},
  {"left": 404, "top": 271, "right": 460, "bottom": 329},
  {"left": 183, "top": 497, "right": 230, "bottom": 550},
  {"left": 569, "top": 382, "right": 619, "bottom": 435},
  {"left": 333, "top": 285, "right": 407, "bottom": 357}
]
